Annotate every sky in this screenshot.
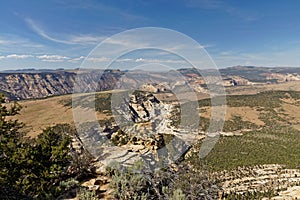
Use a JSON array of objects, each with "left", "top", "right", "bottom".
[{"left": 0, "top": 0, "right": 300, "bottom": 70}]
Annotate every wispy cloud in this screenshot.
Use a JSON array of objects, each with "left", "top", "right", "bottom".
[
  {"left": 36, "top": 54, "right": 69, "bottom": 60},
  {"left": 0, "top": 34, "right": 44, "bottom": 53},
  {"left": 25, "top": 18, "right": 105, "bottom": 45},
  {"left": 2, "top": 54, "right": 83, "bottom": 64},
  {"left": 69, "top": 35, "right": 106, "bottom": 45},
  {"left": 185, "top": 0, "right": 261, "bottom": 21},
  {"left": 86, "top": 57, "right": 110, "bottom": 62},
  {"left": 40, "top": 59, "right": 66, "bottom": 63},
  {"left": 211, "top": 48, "right": 300, "bottom": 68},
  {"left": 25, "top": 18, "right": 74, "bottom": 45},
  {"left": 135, "top": 58, "right": 186, "bottom": 64},
  {"left": 36, "top": 54, "right": 72, "bottom": 63},
  {"left": 68, "top": 56, "right": 85, "bottom": 63},
  {"left": 56, "top": 0, "right": 146, "bottom": 21},
  {"left": 115, "top": 58, "right": 133, "bottom": 62},
  {"left": 213, "top": 50, "right": 266, "bottom": 67},
  {"left": 6, "top": 54, "right": 34, "bottom": 59},
  {"left": 0, "top": 54, "right": 34, "bottom": 59},
  {"left": 0, "top": 39, "right": 18, "bottom": 45},
  {"left": 85, "top": 57, "right": 186, "bottom": 64}
]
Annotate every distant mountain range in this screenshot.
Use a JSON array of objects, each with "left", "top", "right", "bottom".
[{"left": 1, "top": 66, "right": 300, "bottom": 100}]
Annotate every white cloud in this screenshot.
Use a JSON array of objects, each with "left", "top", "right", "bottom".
[
  {"left": 0, "top": 34, "right": 44, "bottom": 53},
  {"left": 185, "top": 0, "right": 260, "bottom": 21},
  {"left": 41, "top": 59, "right": 66, "bottom": 63},
  {"left": 56, "top": 0, "right": 145, "bottom": 21},
  {"left": 68, "top": 56, "right": 86, "bottom": 63},
  {"left": 6, "top": 54, "right": 34, "bottom": 59},
  {"left": 36, "top": 54, "right": 69, "bottom": 60},
  {"left": 0, "top": 39, "right": 15, "bottom": 45},
  {"left": 0, "top": 52, "right": 86, "bottom": 64},
  {"left": 116, "top": 58, "right": 133, "bottom": 62},
  {"left": 36, "top": 54, "right": 72, "bottom": 63},
  {"left": 135, "top": 58, "right": 144, "bottom": 62},
  {"left": 86, "top": 57, "right": 110, "bottom": 62},
  {"left": 25, "top": 18, "right": 105, "bottom": 45},
  {"left": 135, "top": 58, "right": 186, "bottom": 64},
  {"left": 69, "top": 35, "right": 105, "bottom": 45},
  {"left": 105, "top": 38, "right": 141, "bottom": 47},
  {"left": 212, "top": 48, "right": 300, "bottom": 68},
  {"left": 25, "top": 18, "right": 75, "bottom": 45}
]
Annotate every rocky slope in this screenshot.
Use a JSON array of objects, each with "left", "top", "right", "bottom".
[
  {"left": 0, "top": 70, "right": 123, "bottom": 100},
  {"left": 3, "top": 66, "right": 300, "bottom": 101},
  {"left": 0, "top": 68, "right": 210, "bottom": 101},
  {"left": 211, "top": 164, "right": 300, "bottom": 199},
  {"left": 74, "top": 89, "right": 202, "bottom": 171},
  {"left": 0, "top": 72, "right": 74, "bottom": 100}
]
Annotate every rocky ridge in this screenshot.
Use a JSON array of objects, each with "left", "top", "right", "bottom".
[
  {"left": 73, "top": 87, "right": 202, "bottom": 171},
  {"left": 211, "top": 164, "right": 300, "bottom": 199},
  {"left": 3, "top": 66, "right": 300, "bottom": 101},
  {"left": 0, "top": 70, "right": 123, "bottom": 100}
]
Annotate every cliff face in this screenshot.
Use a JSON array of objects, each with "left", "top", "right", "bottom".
[
  {"left": 0, "top": 72, "right": 74, "bottom": 100},
  {"left": 4, "top": 66, "right": 287, "bottom": 101},
  {"left": 0, "top": 69, "right": 193, "bottom": 101},
  {"left": 128, "top": 92, "right": 161, "bottom": 123},
  {"left": 0, "top": 70, "right": 123, "bottom": 100}
]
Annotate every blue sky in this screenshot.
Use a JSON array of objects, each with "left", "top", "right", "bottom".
[{"left": 0, "top": 0, "right": 300, "bottom": 70}]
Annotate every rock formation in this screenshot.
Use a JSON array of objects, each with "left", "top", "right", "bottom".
[{"left": 0, "top": 70, "right": 123, "bottom": 100}]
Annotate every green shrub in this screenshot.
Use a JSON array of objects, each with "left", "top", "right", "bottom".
[
  {"left": 171, "top": 189, "right": 186, "bottom": 200},
  {"left": 0, "top": 94, "right": 94, "bottom": 199},
  {"left": 76, "top": 188, "right": 99, "bottom": 200},
  {"left": 110, "top": 161, "right": 151, "bottom": 200},
  {"left": 108, "top": 160, "right": 220, "bottom": 200}
]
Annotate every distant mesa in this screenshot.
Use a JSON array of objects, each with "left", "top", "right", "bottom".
[{"left": 1, "top": 66, "right": 300, "bottom": 100}]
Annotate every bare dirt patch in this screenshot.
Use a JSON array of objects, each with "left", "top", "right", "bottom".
[
  {"left": 8, "top": 94, "right": 111, "bottom": 137},
  {"left": 10, "top": 95, "right": 74, "bottom": 137},
  {"left": 227, "top": 81, "right": 300, "bottom": 96},
  {"left": 280, "top": 103, "right": 300, "bottom": 125},
  {"left": 200, "top": 106, "right": 265, "bottom": 126}
]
